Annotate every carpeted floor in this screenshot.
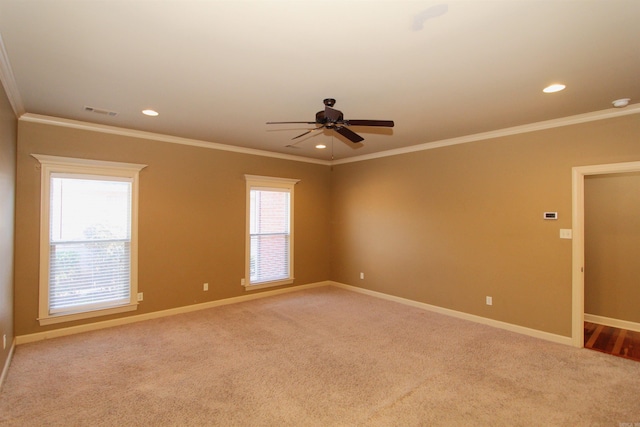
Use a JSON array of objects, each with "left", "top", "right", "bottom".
[{"left": 1, "top": 286, "right": 639, "bottom": 426}]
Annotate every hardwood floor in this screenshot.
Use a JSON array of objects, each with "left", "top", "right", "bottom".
[{"left": 584, "top": 322, "right": 640, "bottom": 362}]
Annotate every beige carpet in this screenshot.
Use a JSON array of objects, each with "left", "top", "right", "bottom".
[{"left": 1, "top": 286, "right": 639, "bottom": 426}]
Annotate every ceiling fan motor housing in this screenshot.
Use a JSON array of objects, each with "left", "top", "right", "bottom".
[
  {"left": 323, "top": 98, "right": 336, "bottom": 107},
  {"left": 316, "top": 108, "right": 343, "bottom": 125}
]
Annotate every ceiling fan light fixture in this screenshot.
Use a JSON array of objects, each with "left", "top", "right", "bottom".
[
  {"left": 315, "top": 144, "right": 327, "bottom": 149},
  {"left": 543, "top": 84, "right": 566, "bottom": 93},
  {"left": 142, "top": 109, "right": 159, "bottom": 116}
]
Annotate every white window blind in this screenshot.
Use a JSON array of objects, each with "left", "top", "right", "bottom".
[
  {"left": 249, "top": 189, "right": 290, "bottom": 284},
  {"left": 49, "top": 175, "right": 133, "bottom": 314},
  {"left": 244, "top": 175, "right": 299, "bottom": 290},
  {"left": 33, "top": 153, "right": 145, "bottom": 325}
]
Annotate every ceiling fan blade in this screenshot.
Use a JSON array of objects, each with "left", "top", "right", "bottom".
[
  {"left": 334, "top": 126, "right": 364, "bottom": 143},
  {"left": 291, "top": 130, "right": 314, "bottom": 140},
  {"left": 345, "top": 119, "right": 394, "bottom": 127},
  {"left": 291, "top": 125, "right": 325, "bottom": 140},
  {"left": 325, "top": 106, "right": 343, "bottom": 122},
  {"left": 266, "top": 121, "right": 317, "bottom": 125}
]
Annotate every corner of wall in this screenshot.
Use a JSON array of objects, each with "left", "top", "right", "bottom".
[{"left": 0, "top": 338, "right": 15, "bottom": 391}]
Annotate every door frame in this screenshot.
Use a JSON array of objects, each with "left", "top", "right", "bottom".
[{"left": 571, "top": 161, "right": 640, "bottom": 347}]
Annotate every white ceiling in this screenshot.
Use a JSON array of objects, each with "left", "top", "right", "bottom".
[{"left": 0, "top": 0, "right": 638, "bottom": 161}]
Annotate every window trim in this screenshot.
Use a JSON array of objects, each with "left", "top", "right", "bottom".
[
  {"left": 244, "top": 174, "right": 299, "bottom": 291},
  {"left": 32, "top": 154, "right": 147, "bottom": 326}
]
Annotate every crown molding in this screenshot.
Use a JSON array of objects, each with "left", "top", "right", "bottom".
[
  {"left": 334, "top": 104, "right": 640, "bottom": 165},
  {"left": 19, "top": 103, "right": 640, "bottom": 167},
  {"left": 19, "top": 113, "right": 331, "bottom": 166},
  {"left": 0, "top": 32, "right": 25, "bottom": 117}
]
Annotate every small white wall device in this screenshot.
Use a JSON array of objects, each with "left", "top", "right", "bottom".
[{"left": 543, "top": 212, "right": 558, "bottom": 220}]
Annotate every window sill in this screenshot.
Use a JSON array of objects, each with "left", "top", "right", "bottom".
[
  {"left": 244, "top": 278, "right": 294, "bottom": 291},
  {"left": 38, "top": 303, "right": 138, "bottom": 326}
]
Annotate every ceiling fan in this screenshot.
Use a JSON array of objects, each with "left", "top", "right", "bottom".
[{"left": 266, "top": 98, "right": 394, "bottom": 144}]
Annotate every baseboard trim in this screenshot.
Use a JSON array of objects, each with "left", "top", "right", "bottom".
[
  {"left": 584, "top": 313, "right": 640, "bottom": 333},
  {"left": 15, "top": 281, "right": 330, "bottom": 345},
  {"left": 0, "top": 338, "right": 16, "bottom": 391},
  {"left": 15, "top": 280, "right": 574, "bottom": 347},
  {"left": 330, "top": 282, "right": 573, "bottom": 346}
]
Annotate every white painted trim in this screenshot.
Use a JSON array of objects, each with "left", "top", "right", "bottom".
[
  {"left": 334, "top": 105, "right": 640, "bottom": 165},
  {"left": 20, "top": 113, "right": 331, "bottom": 166},
  {"left": 37, "top": 303, "right": 138, "bottom": 326},
  {"left": 0, "top": 338, "right": 16, "bottom": 391},
  {"left": 330, "top": 282, "right": 573, "bottom": 346},
  {"left": 31, "top": 154, "right": 147, "bottom": 172},
  {"left": 15, "top": 281, "right": 330, "bottom": 345},
  {"left": 243, "top": 278, "right": 295, "bottom": 291},
  {"left": 244, "top": 175, "right": 299, "bottom": 290},
  {"left": 243, "top": 175, "right": 300, "bottom": 186},
  {"left": 571, "top": 161, "right": 640, "bottom": 347},
  {"left": 584, "top": 314, "right": 640, "bottom": 333},
  {"left": 0, "top": 32, "right": 25, "bottom": 117},
  {"left": 15, "top": 280, "right": 575, "bottom": 347},
  {"left": 571, "top": 166, "right": 585, "bottom": 348},
  {"left": 32, "top": 155, "right": 147, "bottom": 326},
  {"left": 18, "top": 106, "right": 640, "bottom": 167}
]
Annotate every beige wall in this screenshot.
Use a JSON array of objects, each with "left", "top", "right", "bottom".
[
  {"left": 14, "top": 121, "right": 332, "bottom": 336},
  {"left": 13, "top": 113, "right": 640, "bottom": 339},
  {"left": 584, "top": 172, "right": 640, "bottom": 323},
  {"left": 331, "top": 114, "right": 640, "bottom": 337},
  {"left": 0, "top": 83, "right": 16, "bottom": 369}
]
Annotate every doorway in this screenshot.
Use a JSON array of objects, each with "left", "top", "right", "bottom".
[{"left": 571, "top": 161, "right": 640, "bottom": 347}]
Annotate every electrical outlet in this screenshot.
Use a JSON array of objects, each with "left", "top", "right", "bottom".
[
  {"left": 203, "top": 282, "right": 209, "bottom": 291},
  {"left": 2, "top": 334, "right": 6, "bottom": 350},
  {"left": 360, "top": 272, "right": 364, "bottom": 280},
  {"left": 486, "top": 296, "right": 493, "bottom": 306},
  {"left": 241, "top": 278, "right": 245, "bottom": 287},
  {"left": 137, "top": 292, "right": 143, "bottom": 302}
]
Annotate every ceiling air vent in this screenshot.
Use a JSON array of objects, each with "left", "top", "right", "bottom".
[{"left": 83, "top": 106, "right": 119, "bottom": 117}]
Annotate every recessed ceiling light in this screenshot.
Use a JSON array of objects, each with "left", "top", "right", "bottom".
[
  {"left": 543, "top": 84, "right": 566, "bottom": 93},
  {"left": 142, "top": 109, "right": 159, "bottom": 116},
  {"left": 315, "top": 144, "right": 327, "bottom": 149}
]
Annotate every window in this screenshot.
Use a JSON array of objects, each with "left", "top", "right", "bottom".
[
  {"left": 244, "top": 175, "right": 299, "bottom": 290},
  {"left": 33, "top": 155, "right": 146, "bottom": 325}
]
